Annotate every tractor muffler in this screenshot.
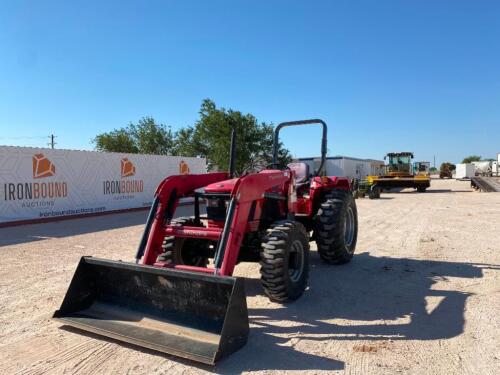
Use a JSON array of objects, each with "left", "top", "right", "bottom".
[{"left": 53, "top": 257, "right": 249, "bottom": 365}]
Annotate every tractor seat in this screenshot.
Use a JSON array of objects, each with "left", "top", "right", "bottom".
[{"left": 287, "top": 162, "right": 310, "bottom": 184}]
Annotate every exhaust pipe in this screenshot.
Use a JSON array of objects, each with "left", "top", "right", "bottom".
[{"left": 53, "top": 257, "right": 249, "bottom": 365}]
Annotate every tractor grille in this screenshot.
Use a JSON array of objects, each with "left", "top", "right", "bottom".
[{"left": 206, "top": 196, "right": 229, "bottom": 221}]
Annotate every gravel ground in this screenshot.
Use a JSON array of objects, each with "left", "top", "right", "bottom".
[{"left": 0, "top": 179, "right": 499, "bottom": 374}]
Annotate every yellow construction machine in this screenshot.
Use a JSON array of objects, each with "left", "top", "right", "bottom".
[{"left": 367, "top": 152, "right": 430, "bottom": 192}]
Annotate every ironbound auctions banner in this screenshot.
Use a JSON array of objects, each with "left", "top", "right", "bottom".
[{"left": 0, "top": 146, "right": 206, "bottom": 224}]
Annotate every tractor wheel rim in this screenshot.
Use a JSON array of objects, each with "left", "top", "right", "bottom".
[
  {"left": 289, "top": 240, "right": 305, "bottom": 282},
  {"left": 344, "top": 206, "right": 355, "bottom": 248}
]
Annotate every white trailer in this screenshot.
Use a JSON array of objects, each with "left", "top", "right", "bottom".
[
  {"left": 455, "top": 163, "right": 475, "bottom": 179},
  {"left": 297, "top": 156, "right": 383, "bottom": 180},
  {"left": 326, "top": 157, "right": 379, "bottom": 180},
  {"left": 368, "top": 160, "right": 385, "bottom": 176}
]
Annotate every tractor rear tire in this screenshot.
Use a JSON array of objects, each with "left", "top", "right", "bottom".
[
  {"left": 314, "top": 189, "right": 358, "bottom": 264},
  {"left": 156, "top": 217, "right": 209, "bottom": 267},
  {"left": 260, "top": 220, "right": 310, "bottom": 302},
  {"left": 417, "top": 187, "right": 427, "bottom": 192}
]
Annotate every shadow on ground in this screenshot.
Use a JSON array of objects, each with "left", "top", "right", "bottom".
[
  {"left": 395, "top": 189, "right": 472, "bottom": 194},
  {"left": 0, "top": 205, "right": 201, "bottom": 247},
  {"left": 217, "top": 252, "right": 495, "bottom": 373},
  {"left": 0, "top": 211, "right": 148, "bottom": 247}
]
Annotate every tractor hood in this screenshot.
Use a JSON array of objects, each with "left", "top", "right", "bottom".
[{"left": 204, "top": 178, "right": 239, "bottom": 194}]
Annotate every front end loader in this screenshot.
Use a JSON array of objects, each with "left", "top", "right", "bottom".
[{"left": 54, "top": 119, "right": 358, "bottom": 364}]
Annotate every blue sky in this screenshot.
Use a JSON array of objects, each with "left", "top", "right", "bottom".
[{"left": 1, "top": 1, "right": 499, "bottom": 165}]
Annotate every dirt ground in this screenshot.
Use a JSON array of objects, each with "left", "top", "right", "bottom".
[{"left": 0, "top": 179, "right": 499, "bottom": 374}]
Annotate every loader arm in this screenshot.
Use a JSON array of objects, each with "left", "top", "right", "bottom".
[
  {"left": 140, "top": 172, "right": 228, "bottom": 265},
  {"left": 218, "top": 170, "right": 291, "bottom": 276}
]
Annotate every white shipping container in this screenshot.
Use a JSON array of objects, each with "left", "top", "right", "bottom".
[
  {"left": 455, "top": 163, "right": 475, "bottom": 179},
  {"left": 324, "top": 157, "right": 373, "bottom": 179},
  {"left": 370, "top": 160, "right": 385, "bottom": 176},
  {"left": 297, "top": 156, "right": 384, "bottom": 180},
  {"left": 325, "top": 158, "right": 347, "bottom": 177}
]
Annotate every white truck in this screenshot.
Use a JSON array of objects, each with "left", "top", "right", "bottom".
[{"left": 472, "top": 161, "right": 493, "bottom": 176}]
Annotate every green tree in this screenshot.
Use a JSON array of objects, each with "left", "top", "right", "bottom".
[
  {"left": 130, "top": 117, "right": 174, "bottom": 155},
  {"left": 93, "top": 128, "right": 138, "bottom": 153},
  {"left": 93, "top": 117, "right": 174, "bottom": 155},
  {"left": 174, "top": 99, "right": 291, "bottom": 174},
  {"left": 462, "top": 155, "right": 481, "bottom": 163}
]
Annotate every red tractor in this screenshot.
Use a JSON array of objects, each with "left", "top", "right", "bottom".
[{"left": 54, "top": 119, "right": 358, "bottom": 365}]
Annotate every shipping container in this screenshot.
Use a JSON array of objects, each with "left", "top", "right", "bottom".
[
  {"left": 455, "top": 163, "right": 475, "bottom": 179},
  {"left": 297, "top": 156, "right": 383, "bottom": 180}
]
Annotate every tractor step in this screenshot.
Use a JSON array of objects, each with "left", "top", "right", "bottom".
[{"left": 53, "top": 257, "right": 249, "bottom": 365}]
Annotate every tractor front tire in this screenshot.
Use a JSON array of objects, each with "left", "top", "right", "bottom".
[
  {"left": 314, "top": 189, "right": 358, "bottom": 264},
  {"left": 260, "top": 220, "right": 310, "bottom": 302},
  {"left": 157, "top": 217, "right": 209, "bottom": 267},
  {"left": 369, "top": 185, "right": 381, "bottom": 199},
  {"left": 417, "top": 186, "right": 427, "bottom": 192}
]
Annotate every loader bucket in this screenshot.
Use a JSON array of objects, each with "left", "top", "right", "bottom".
[{"left": 53, "top": 257, "right": 249, "bottom": 365}]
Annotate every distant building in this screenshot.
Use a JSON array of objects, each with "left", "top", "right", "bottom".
[{"left": 297, "top": 156, "right": 385, "bottom": 180}]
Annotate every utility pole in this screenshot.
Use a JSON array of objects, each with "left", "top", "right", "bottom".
[
  {"left": 48, "top": 134, "right": 57, "bottom": 149},
  {"left": 433, "top": 155, "right": 436, "bottom": 169}
]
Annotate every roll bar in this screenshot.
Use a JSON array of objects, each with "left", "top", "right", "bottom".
[
  {"left": 228, "top": 127, "right": 237, "bottom": 178},
  {"left": 272, "top": 119, "right": 328, "bottom": 176}
]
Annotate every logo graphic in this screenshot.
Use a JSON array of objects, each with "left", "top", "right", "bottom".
[
  {"left": 103, "top": 158, "right": 142, "bottom": 196},
  {"left": 3, "top": 154, "right": 67, "bottom": 202},
  {"left": 32, "top": 154, "right": 56, "bottom": 179},
  {"left": 179, "top": 160, "right": 190, "bottom": 175},
  {"left": 121, "top": 158, "right": 136, "bottom": 177}
]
